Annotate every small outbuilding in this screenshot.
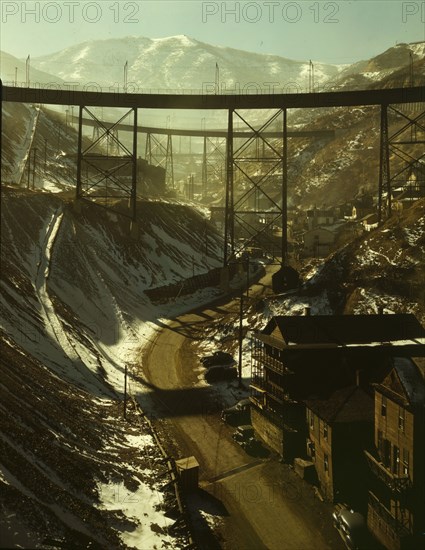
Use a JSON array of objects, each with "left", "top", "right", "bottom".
[{"left": 175, "top": 456, "right": 199, "bottom": 492}]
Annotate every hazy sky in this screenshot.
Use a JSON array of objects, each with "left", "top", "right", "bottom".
[{"left": 1, "top": 0, "right": 424, "bottom": 63}]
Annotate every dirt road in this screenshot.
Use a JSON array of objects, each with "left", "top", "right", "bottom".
[{"left": 140, "top": 274, "right": 343, "bottom": 549}]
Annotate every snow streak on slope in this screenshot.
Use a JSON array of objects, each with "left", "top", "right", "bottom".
[
  {"left": 1, "top": 102, "right": 81, "bottom": 190},
  {"left": 1, "top": 190, "right": 223, "bottom": 394}
]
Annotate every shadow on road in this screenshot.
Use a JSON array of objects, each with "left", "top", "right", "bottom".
[
  {"left": 134, "top": 379, "right": 252, "bottom": 419},
  {"left": 185, "top": 488, "right": 229, "bottom": 550}
]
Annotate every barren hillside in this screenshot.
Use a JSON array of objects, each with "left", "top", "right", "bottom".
[
  {"left": 297, "top": 199, "right": 425, "bottom": 323},
  {"left": 0, "top": 188, "right": 223, "bottom": 547}
]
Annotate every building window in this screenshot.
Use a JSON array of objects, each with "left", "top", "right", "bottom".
[
  {"left": 398, "top": 407, "right": 405, "bottom": 432},
  {"left": 324, "top": 453, "right": 329, "bottom": 473},
  {"left": 402, "top": 449, "right": 409, "bottom": 476},
  {"left": 309, "top": 412, "right": 314, "bottom": 430},
  {"left": 392, "top": 446, "right": 400, "bottom": 475},
  {"left": 377, "top": 430, "right": 383, "bottom": 457},
  {"left": 323, "top": 424, "right": 328, "bottom": 441},
  {"left": 381, "top": 395, "right": 387, "bottom": 417},
  {"left": 307, "top": 440, "right": 315, "bottom": 459},
  {"left": 383, "top": 439, "right": 391, "bottom": 469}
]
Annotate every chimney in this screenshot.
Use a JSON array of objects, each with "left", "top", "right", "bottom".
[
  {"left": 355, "top": 370, "right": 361, "bottom": 387},
  {"left": 378, "top": 306, "right": 384, "bottom": 315},
  {"left": 304, "top": 306, "right": 311, "bottom": 316}
]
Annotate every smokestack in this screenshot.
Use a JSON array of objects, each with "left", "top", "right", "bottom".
[
  {"left": 304, "top": 306, "right": 311, "bottom": 316},
  {"left": 355, "top": 370, "right": 361, "bottom": 387},
  {"left": 378, "top": 306, "right": 384, "bottom": 315}
]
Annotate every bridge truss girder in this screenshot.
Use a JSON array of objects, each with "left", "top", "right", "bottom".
[
  {"left": 76, "top": 106, "right": 138, "bottom": 220},
  {"left": 379, "top": 103, "right": 425, "bottom": 222},
  {"left": 224, "top": 108, "right": 287, "bottom": 266},
  {"left": 145, "top": 132, "right": 174, "bottom": 189},
  {"left": 202, "top": 136, "right": 227, "bottom": 199},
  {"left": 91, "top": 123, "right": 120, "bottom": 156}
]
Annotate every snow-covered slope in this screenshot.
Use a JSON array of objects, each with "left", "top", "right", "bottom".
[
  {"left": 1, "top": 190, "right": 223, "bottom": 393},
  {"left": 331, "top": 42, "right": 425, "bottom": 90},
  {"left": 302, "top": 198, "right": 425, "bottom": 323},
  {"left": 0, "top": 188, "right": 223, "bottom": 547},
  {"left": 0, "top": 50, "right": 65, "bottom": 87},
  {"left": 1, "top": 102, "right": 80, "bottom": 190}
]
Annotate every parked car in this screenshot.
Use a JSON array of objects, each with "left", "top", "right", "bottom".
[
  {"left": 332, "top": 504, "right": 369, "bottom": 550},
  {"left": 204, "top": 365, "right": 237, "bottom": 383},
  {"left": 201, "top": 351, "right": 234, "bottom": 368},
  {"left": 233, "top": 425, "right": 255, "bottom": 443},
  {"left": 221, "top": 398, "right": 251, "bottom": 424}
]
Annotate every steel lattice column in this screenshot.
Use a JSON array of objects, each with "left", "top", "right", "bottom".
[
  {"left": 145, "top": 132, "right": 174, "bottom": 189},
  {"left": 282, "top": 108, "right": 288, "bottom": 265},
  {"left": 379, "top": 104, "right": 390, "bottom": 223},
  {"left": 224, "top": 108, "right": 286, "bottom": 265},
  {"left": 75, "top": 106, "right": 138, "bottom": 220},
  {"left": 76, "top": 105, "right": 83, "bottom": 200},
  {"left": 379, "top": 102, "right": 425, "bottom": 223},
  {"left": 224, "top": 109, "right": 234, "bottom": 266},
  {"left": 202, "top": 135, "right": 227, "bottom": 200},
  {"left": 131, "top": 107, "right": 138, "bottom": 222},
  {"left": 387, "top": 105, "right": 425, "bottom": 212}
]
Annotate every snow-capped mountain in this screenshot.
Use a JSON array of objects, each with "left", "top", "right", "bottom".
[
  {"left": 15, "top": 35, "right": 345, "bottom": 92},
  {"left": 3, "top": 36, "right": 424, "bottom": 94}
]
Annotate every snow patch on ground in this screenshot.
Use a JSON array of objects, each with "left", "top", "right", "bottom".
[
  {"left": 352, "top": 288, "right": 419, "bottom": 316},
  {"left": 97, "top": 480, "right": 175, "bottom": 549}
]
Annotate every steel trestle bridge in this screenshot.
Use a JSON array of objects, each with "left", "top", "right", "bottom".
[{"left": 1, "top": 83, "right": 424, "bottom": 265}]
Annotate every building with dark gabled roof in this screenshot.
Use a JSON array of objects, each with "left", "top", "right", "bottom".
[
  {"left": 250, "top": 313, "right": 425, "bottom": 461},
  {"left": 365, "top": 357, "right": 425, "bottom": 550},
  {"left": 262, "top": 313, "right": 425, "bottom": 348},
  {"left": 305, "top": 385, "right": 374, "bottom": 506}
]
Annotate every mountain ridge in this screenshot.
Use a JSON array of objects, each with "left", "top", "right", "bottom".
[{"left": 2, "top": 36, "right": 423, "bottom": 94}]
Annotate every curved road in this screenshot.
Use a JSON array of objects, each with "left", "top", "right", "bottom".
[{"left": 140, "top": 272, "right": 343, "bottom": 550}]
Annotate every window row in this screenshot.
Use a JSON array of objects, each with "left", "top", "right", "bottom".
[
  {"left": 377, "top": 431, "right": 409, "bottom": 476},
  {"left": 380, "top": 397, "right": 406, "bottom": 432}
]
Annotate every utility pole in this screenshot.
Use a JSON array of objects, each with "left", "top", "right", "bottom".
[
  {"left": 32, "top": 148, "right": 37, "bottom": 189},
  {"left": 246, "top": 257, "right": 250, "bottom": 298},
  {"left": 205, "top": 222, "right": 209, "bottom": 259},
  {"left": 124, "top": 60, "right": 128, "bottom": 93},
  {"left": 238, "top": 256, "right": 252, "bottom": 386},
  {"left": 44, "top": 138, "right": 48, "bottom": 172},
  {"left": 14, "top": 67, "right": 17, "bottom": 86},
  {"left": 27, "top": 152, "right": 31, "bottom": 189},
  {"left": 238, "top": 292, "right": 243, "bottom": 387},
  {"left": 215, "top": 62, "right": 219, "bottom": 94},
  {"left": 26, "top": 55, "right": 30, "bottom": 87},
  {"left": 123, "top": 364, "right": 128, "bottom": 419},
  {"left": 309, "top": 60, "right": 315, "bottom": 92}
]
